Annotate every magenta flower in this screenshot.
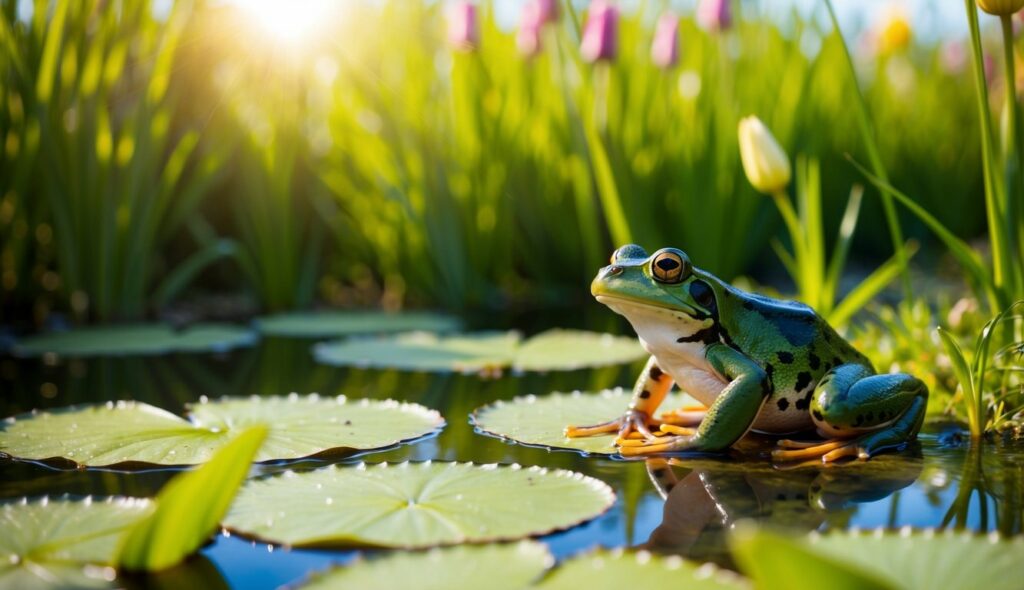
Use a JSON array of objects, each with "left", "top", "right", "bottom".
[
  {"left": 696, "top": 0, "right": 731, "bottom": 33},
  {"left": 448, "top": 2, "right": 479, "bottom": 51},
  {"left": 581, "top": 1, "right": 618, "bottom": 62},
  {"left": 518, "top": 0, "right": 557, "bottom": 57},
  {"left": 651, "top": 12, "right": 679, "bottom": 68},
  {"left": 517, "top": 22, "right": 542, "bottom": 56}
]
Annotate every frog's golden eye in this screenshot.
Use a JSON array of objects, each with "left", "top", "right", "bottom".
[{"left": 651, "top": 249, "right": 689, "bottom": 284}]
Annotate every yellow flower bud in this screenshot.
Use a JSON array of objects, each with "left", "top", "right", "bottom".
[
  {"left": 977, "top": 0, "right": 1024, "bottom": 16},
  {"left": 738, "top": 115, "right": 791, "bottom": 194}
]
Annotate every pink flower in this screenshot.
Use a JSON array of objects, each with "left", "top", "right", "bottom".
[
  {"left": 696, "top": 0, "right": 731, "bottom": 33},
  {"left": 940, "top": 41, "right": 967, "bottom": 75},
  {"left": 651, "top": 12, "right": 679, "bottom": 68},
  {"left": 448, "top": 2, "right": 478, "bottom": 51},
  {"left": 518, "top": 0, "right": 558, "bottom": 57},
  {"left": 581, "top": 1, "right": 618, "bottom": 62}
]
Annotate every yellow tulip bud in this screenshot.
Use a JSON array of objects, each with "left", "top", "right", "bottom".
[
  {"left": 738, "top": 116, "right": 791, "bottom": 194},
  {"left": 977, "top": 0, "right": 1024, "bottom": 16}
]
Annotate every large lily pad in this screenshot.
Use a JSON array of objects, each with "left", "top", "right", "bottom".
[
  {"left": 805, "top": 529, "right": 1024, "bottom": 590},
  {"left": 255, "top": 311, "right": 461, "bottom": 338},
  {"left": 313, "top": 329, "right": 646, "bottom": 374},
  {"left": 298, "top": 543, "right": 743, "bottom": 590},
  {"left": 224, "top": 461, "right": 616, "bottom": 548},
  {"left": 300, "top": 541, "right": 553, "bottom": 590},
  {"left": 0, "top": 395, "right": 443, "bottom": 467},
  {"left": 11, "top": 324, "right": 257, "bottom": 358},
  {"left": 472, "top": 388, "right": 695, "bottom": 455},
  {"left": 0, "top": 496, "right": 154, "bottom": 589}
]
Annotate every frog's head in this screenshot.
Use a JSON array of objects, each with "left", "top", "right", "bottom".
[{"left": 592, "top": 245, "right": 720, "bottom": 351}]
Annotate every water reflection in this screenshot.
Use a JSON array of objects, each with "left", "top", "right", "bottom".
[{"left": 1, "top": 332, "right": 1022, "bottom": 590}]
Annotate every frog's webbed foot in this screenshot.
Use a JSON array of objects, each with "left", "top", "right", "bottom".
[
  {"left": 617, "top": 425, "right": 698, "bottom": 457},
  {"left": 772, "top": 438, "right": 868, "bottom": 463},
  {"left": 565, "top": 409, "right": 660, "bottom": 441},
  {"left": 658, "top": 404, "right": 707, "bottom": 427}
]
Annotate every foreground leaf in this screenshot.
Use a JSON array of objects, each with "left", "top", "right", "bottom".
[
  {"left": 255, "top": 311, "right": 461, "bottom": 338},
  {"left": 11, "top": 324, "right": 257, "bottom": 358},
  {"left": 805, "top": 529, "right": 1024, "bottom": 590},
  {"left": 472, "top": 389, "right": 694, "bottom": 455},
  {"left": 0, "top": 395, "right": 443, "bottom": 467},
  {"left": 0, "top": 496, "right": 153, "bottom": 589},
  {"left": 299, "top": 543, "right": 744, "bottom": 590},
  {"left": 300, "top": 541, "right": 553, "bottom": 590},
  {"left": 224, "top": 461, "right": 615, "bottom": 548},
  {"left": 535, "top": 549, "right": 746, "bottom": 590},
  {"left": 313, "top": 329, "right": 645, "bottom": 373},
  {"left": 117, "top": 427, "right": 267, "bottom": 571}
]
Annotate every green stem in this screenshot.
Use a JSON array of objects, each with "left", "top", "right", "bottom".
[
  {"left": 966, "top": 0, "right": 1010, "bottom": 301},
  {"left": 772, "top": 191, "right": 807, "bottom": 296},
  {"left": 1000, "top": 13, "right": 1023, "bottom": 302},
  {"left": 824, "top": 0, "right": 912, "bottom": 301}
]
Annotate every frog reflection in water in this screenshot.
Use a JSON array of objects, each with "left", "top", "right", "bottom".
[
  {"left": 566, "top": 245, "right": 928, "bottom": 462},
  {"left": 639, "top": 456, "right": 922, "bottom": 562}
]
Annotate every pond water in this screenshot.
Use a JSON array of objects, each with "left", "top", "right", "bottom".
[{"left": 1, "top": 311, "right": 1022, "bottom": 589}]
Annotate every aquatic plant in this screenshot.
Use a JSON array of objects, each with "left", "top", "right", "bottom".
[{"left": 937, "top": 301, "right": 1024, "bottom": 438}]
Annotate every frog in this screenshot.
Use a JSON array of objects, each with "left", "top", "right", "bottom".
[{"left": 565, "top": 245, "right": 928, "bottom": 462}]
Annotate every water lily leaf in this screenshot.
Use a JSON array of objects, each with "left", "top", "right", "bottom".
[
  {"left": 255, "top": 311, "right": 461, "bottom": 338},
  {"left": 313, "top": 329, "right": 645, "bottom": 373},
  {"left": 224, "top": 461, "right": 615, "bottom": 548},
  {"left": 535, "top": 549, "right": 746, "bottom": 589},
  {"left": 299, "top": 541, "right": 553, "bottom": 590},
  {"left": 117, "top": 427, "right": 267, "bottom": 571},
  {"left": 297, "top": 543, "right": 744, "bottom": 590},
  {"left": 0, "top": 496, "right": 154, "bottom": 589},
  {"left": 0, "top": 395, "right": 444, "bottom": 467},
  {"left": 472, "top": 388, "right": 695, "bottom": 455},
  {"left": 804, "top": 529, "right": 1024, "bottom": 590},
  {"left": 11, "top": 324, "right": 257, "bottom": 358}
]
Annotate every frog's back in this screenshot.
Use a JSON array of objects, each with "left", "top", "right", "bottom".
[{"left": 717, "top": 289, "right": 871, "bottom": 432}]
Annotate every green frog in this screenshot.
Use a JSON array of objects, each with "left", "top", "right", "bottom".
[{"left": 566, "top": 245, "right": 928, "bottom": 462}]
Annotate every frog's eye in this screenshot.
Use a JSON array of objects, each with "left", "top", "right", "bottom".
[
  {"left": 650, "top": 249, "right": 690, "bottom": 284},
  {"left": 611, "top": 244, "right": 648, "bottom": 264}
]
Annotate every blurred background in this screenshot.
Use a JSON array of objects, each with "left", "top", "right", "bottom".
[{"left": 0, "top": 0, "right": 1000, "bottom": 327}]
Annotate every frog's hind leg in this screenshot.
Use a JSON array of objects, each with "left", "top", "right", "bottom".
[
  {"left": 566, "top": 356, "right": 673, "bottom": 441},
  {"left": 773, "top": 364, "right": 928, "bottom": 463}
]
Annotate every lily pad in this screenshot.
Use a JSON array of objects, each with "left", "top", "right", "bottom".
[
  {"left": 300, "top": 541, "right": 553, "bottom": 590},
  {"left": 298, "top": 543, "right": 744, "bottom": 590},
  {"left": 255, "top": 311, "right": 461, "bottom": 338},
  {"left": 535, "top": 549, "right": 745, "bottom": 589},
  {"left": 11, "top": 324, "right": 257, "bottom": 358},
  {"left": 0, "top": 395, "right": 443, "bottom": 467},
  {"left": 805, "top": 528, "right": 1024, "bottom": 590},
  {"left": 313, "top": 329, "right": 646, "bottom": 373},
  {"left": 0, "top": 496, "right": 154, "bottom": 589},
  {"left": 471, "top": 388, "right": 695, "bottom": 455},
  {"left": 223, "top": 461, "right": 616, "bottom": 548}
]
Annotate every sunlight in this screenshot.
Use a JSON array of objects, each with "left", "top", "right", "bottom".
[{"left": 237, "top": 0, "right": 334, "bottom": 43}]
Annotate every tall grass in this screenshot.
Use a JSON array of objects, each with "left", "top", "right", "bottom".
[{"left": 1, "top": 0, "right": 225, "bottom": 323}]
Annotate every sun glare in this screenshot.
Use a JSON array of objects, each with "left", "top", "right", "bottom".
[{"left": 238, "top": 0, "right": 335, "bottom": 43}]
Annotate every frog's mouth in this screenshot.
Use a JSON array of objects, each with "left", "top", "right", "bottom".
[{"left": 594, "top": 294, "right": 710, "bottom": 322}]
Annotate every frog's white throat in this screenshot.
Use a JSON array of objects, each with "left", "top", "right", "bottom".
[{"left": 595, "top": 295, "right": 715, "bottom": 358}]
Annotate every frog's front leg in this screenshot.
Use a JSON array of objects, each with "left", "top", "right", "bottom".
[
  {"left": 565, "top": 356, "right": 673, "bottom": 440},
  {"left": 773, "top": 364, "right": 928, "bottom": 463},
  {"left": 619, "top": 344, "right": 769, "bottom": 456}
]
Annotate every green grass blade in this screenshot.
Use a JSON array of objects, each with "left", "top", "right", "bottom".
[
  {"left": 823, "top": 184, "right": 864, "bottom": 307},
  {"left": 937, "top": 327, "right": 980, "bottom": 438},
  {"left": 116, "top": 426, "right": 267, "bottom": 571},
  {"left": 829, "top": 240, "right": 917, "bottom": 327}
]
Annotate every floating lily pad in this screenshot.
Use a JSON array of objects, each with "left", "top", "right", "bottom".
[
  {"left": 224, "top": 461, "right": 615, "bottom": 548},
  {"left": 0, "top": 395, "right": 443, "bottom": 467},
  {"left": 535, "top": 549, "right": 745, "bottom": 589},
  {"left": 0, "top": 496, "right": 154, "bottom": 589},
  {"left": 255, "top": 311, "right": 461, "bottom": 338},
  {"left": 11, "top": 324, "right": 257, "bottom": 358},
  {"left": 472, "top": 388, "right": 695, "bottom": 455},
  {"left": 805, "top": 529, "right": 1024, "bottom": 590},
  {"left": 300, "top": 541, "right": 553, "bottom": 590},
  {"left": 313, "top": 329, "right": 645, "bottom": 373},
  {"left": 298, "top": 543, "right": 743, "bottom": 590}
]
